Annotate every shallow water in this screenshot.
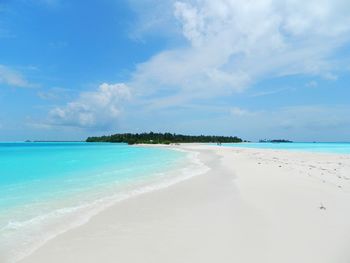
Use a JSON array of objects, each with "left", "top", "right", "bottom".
[{"left": 0, "top": 142, "right": 195, "bottom": 262}]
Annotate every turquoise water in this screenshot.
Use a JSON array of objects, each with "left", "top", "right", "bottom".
[
  {"left": 221, "top": 142, "right": 350, "bottom": 154},
  {"left": 0, "top": 142, "right": 191, "bottom": 262}
]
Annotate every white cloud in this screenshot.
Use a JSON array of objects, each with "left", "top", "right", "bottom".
[
  {"left": 230, "top": 107, "right": 254, "bottom": 117},
  {"left": 37, "top": 87, "right": 73, "bottom": 100},
  {"left": 323, "top": 72, "right": 338, "bottom": 80},
  {"left": 251, "top": 87, "right": 294, "bottom": 97},
  {"left": 48, "top": 83, "right": 131, "bottom": 129},
  {"left": 227, "top": 105, "right": 350, "bottom": 141},
  {"left": 277, "top": 105, "right": 350, "bottom": 130},
  {"left": 129, "top": 0, "right": 350, "bottom": 104},
  {"left": 0, "top": 65, "right": 32, "bottom": 88},
  {"left": 127, "top": 0, "right": 179, "bottom": 40},
  {"left": 305, "top": 81, "right": 318, "bottom": 88}
]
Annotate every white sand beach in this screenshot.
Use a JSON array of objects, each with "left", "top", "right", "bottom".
[{"left": 19, "top": 144, "right": 350, "bottom": 263}]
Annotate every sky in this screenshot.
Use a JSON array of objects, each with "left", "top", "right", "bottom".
[{"left": 0, "top": 0, "right": 350, "bottom": 142}]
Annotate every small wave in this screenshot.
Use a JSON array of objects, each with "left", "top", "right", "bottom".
[{"left": 1, "top": 147, "right": 209, "bottom": 263}]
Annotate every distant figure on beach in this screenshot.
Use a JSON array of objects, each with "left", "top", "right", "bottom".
[{"left": 319, "top": 203, "right": 326, "bottom": 210}]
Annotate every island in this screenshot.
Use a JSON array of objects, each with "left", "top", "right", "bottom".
[
  {"left": 259, "top": 139, "right": 293, "bottom": 143},
  {"left": 86, "top": 132, "right": 243, "bottom": 145}
]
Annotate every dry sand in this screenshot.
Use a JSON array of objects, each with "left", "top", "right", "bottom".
[{"left": 19, "top": 144, "right": 350, "bottom": 263}]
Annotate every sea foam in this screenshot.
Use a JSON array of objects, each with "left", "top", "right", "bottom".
[{"left": 0, "top": 143, "right": 208, "bottom": 263}]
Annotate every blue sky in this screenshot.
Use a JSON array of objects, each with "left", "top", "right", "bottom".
[{"left": 0, "top": 0, "right": 350, "bottom": 142}]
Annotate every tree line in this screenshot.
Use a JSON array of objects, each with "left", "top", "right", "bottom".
[{"left": 86, "top": 132, "right": 243, "bottom": 145}]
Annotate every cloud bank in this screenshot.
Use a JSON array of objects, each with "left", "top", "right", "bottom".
[
  {"left": 48, "top": 83, "right": 131, "bottom": 129},
  {"left": 41, "top": 0, "right": 350, "bottom": 134},
  {"left": 130, "top": 0, "right": 350, "bottom": 103},
  {"left": 0, "top": 65, "right": 32, "bottom": 88},
  {"left": 228, "top": 105, "right": 350, "bottom": 141}
]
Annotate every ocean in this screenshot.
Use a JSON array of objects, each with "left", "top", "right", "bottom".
[
  {"left": 221, "top": 142, "right": 350, "bottom": 154},
  {"left": 0, "top": 142, "right": 204, "bottom": 263}
]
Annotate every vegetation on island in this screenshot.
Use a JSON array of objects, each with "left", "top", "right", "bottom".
[
  {"left": 259, "top": 139, "right": 293, "bottom": 143},
  {"left": 86, "top": 132, "right": 243, "bottom": 145}
]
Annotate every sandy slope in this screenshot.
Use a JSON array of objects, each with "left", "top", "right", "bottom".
[{"left": 19, "top": 144, "right": 350, "bottom": 263}]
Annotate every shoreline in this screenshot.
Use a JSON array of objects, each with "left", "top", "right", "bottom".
[
  {"left": 19, "top": 144, "right": 350, "bottom": 263},
  {"left": 2, "top": 145, "right": 207, "bottom": 263}
]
